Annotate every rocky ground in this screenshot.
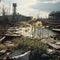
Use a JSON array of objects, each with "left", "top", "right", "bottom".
[{"left": 0, "top": 35, "right": 60, "bottom": 60}]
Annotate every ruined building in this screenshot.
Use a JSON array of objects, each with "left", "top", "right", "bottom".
[{"left": 0, "top": 3, "right": 31, "bottom": 26}]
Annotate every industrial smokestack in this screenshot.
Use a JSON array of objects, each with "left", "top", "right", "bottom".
[{"left": 13, "top": 3, "right": 17, "bottom": 15}]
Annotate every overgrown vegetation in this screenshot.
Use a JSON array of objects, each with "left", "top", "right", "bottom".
[
  {"left": 12, "top": 36, "right": 60, "bottom": 60},
  {"left": 12, "top": 36, "right": 47, "bottom": 53}
]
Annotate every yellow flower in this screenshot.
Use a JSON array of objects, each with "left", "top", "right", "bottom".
[
  {"left": 36, "top": 21, "right": 42, "bottom": 28},
  {"left": 32, "top": 17, "right": 36, "bottom": 21},
  {"left": 25, "top": 28, "right": 30, "bottom": 32}
]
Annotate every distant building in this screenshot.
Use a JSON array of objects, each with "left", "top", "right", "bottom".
[{"left": 49, "top": 11, "right": 60, "bottom": 20}]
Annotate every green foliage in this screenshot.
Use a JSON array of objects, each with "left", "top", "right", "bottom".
[{"left": 13, "top": 36, "right": 47, "bottom": 53}]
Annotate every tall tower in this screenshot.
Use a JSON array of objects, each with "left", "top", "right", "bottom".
[
  {"left": 13, "top": 3, "right": 17, "bottom": 15},
  {"left": 12, "top": 3, "right": 17, "bottom": 26}
]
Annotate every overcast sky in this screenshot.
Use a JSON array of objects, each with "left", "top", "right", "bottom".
[{"left": 0, "top": 0, "right": 60, "bottom": 18}]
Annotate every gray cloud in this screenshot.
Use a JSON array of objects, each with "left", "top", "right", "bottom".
[
  {"left": 38, "top": 0, "right": 56, "bottom": 1},
  {"left": 38, "top": 0, "right": 58, "bottom": 2},
  {"left": 31, "top": 2, "right": 60, "bottom": 12}
]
